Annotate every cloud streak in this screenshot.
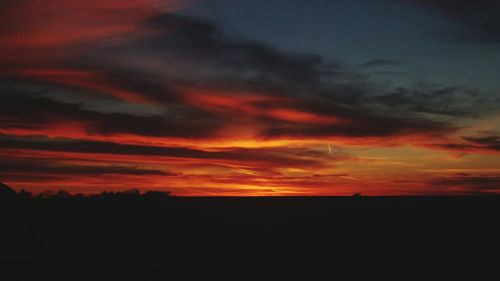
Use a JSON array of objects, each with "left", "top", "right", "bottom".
[{"left": 430, "top": 174, "right": 500, "bottom": 194}]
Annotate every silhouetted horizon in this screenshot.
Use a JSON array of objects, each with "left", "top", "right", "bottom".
[{"left": 2, "top": 181, "right": 499, "bottom": 280}]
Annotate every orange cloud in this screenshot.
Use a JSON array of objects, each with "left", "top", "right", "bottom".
[{"left": 183, "top": 90, "right": 346, "bottom": 125}]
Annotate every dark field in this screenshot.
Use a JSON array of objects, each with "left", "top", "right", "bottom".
[{"left": 2, "top": 192, "right": 500, "bottom": 280}]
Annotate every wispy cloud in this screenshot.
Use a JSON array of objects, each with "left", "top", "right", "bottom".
[{"left": 358, "top": 59, "right": 405, "bottom": 68}]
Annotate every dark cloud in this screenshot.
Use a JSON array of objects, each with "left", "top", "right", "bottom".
[
  {"left": 1, "top": 8, "right": 466, "bottom": 143},
  {"left": 434, "top": 142, "right": 477, "bottom": 152},
  {"left": 77, "top": 12, "right": 337, "bottom": 102},
  {"left": 431, "top": 174, "right": 500, "bottom": 194},
  {"left": 367, "top": 87, "right": 491, "bottom": 117},
  {"left": 0, "top": 157, "right": 174, "bottom": 181},
  {"left": 0, "top": 93, "right": 220, "bottom": 138},
  {"left": 0, "top": 135, "right": 332, "bottom": 168},
  {"left": 143, "top": 14, "right": 330, "bottom": 86},
  {"left": 432, "top": 134, "right": 500, "bottom": 153},
  {"left": 262, "top": 103, "right": 452, "bottom": 138},
  {"left": 358, "top": 59, "right": 405, "bottom": 68},
  {"left": 408, "top": 0, "right": 500, "bottom": 43},
  {"left": 94, "top": 71, "right": 181, "bottom": 103},
  {"left": 106, "top": 14, "right": 460, "bottom": 139},
  {"left": 462, "top": 136, "right": 500, "bottom": 151}
]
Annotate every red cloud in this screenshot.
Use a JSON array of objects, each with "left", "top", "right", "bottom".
[
  {"left": 183, "top": 90, "right": 348, "bottom": 125},
  {"left": 0, "top": 0, "right": 191, "bottom": 46},
  {"left": 0, "top": 0, "right": 191, "bottom": 66}
]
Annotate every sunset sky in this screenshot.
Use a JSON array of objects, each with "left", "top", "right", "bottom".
[{"left": 1, "top": 0, "right": 499, "bottom": 196}]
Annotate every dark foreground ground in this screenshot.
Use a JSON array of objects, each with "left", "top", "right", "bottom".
[{"left": 2, "top": 191, "right": 500, "bottom": 280}]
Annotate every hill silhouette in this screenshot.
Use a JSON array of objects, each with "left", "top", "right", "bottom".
[
  {"left": 1, "top": 185, "right": 499, "bottom": 280},
  {"left": 0, "top": 182, "right": 17, "bottom": 198},
  {"left": 0, "top": 183, "right": 33, "bottom": 265}
]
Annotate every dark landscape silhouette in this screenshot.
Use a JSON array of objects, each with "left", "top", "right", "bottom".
[
  {"left": 2, "top": 0, "right": 500, "bottom": 279},
  {"left": 1, "top": 182, "right": 500, "bottom": 280}
]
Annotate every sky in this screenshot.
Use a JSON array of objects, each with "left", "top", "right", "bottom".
[{"left": 0, "top": 0, "right": 499, "bottom": 196}]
